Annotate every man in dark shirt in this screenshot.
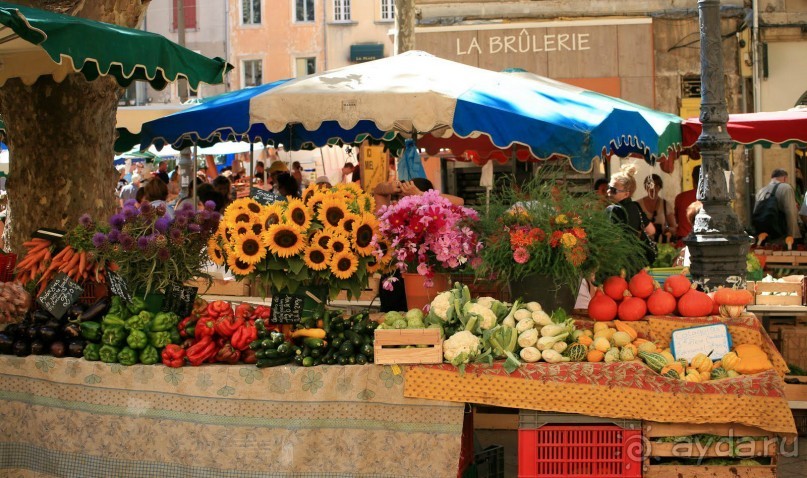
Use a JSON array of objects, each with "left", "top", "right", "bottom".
[{"left": 155, "top": 161, "right": 170, "bottom": 184}]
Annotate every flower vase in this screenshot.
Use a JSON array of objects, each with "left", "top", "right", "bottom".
[
  {"left": 508, "top": 274, "right": 579, "bottom": 312},
  {"left": 402, "top": 272, "right": 450, "bottom": 311}
]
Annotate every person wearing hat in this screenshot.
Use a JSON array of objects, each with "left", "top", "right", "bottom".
[
  {"left": 268, "top": 161, "right": 289, "bottom": 193},
  {"left": 315, "top": 175, "right": 332, "bottom": 189}
]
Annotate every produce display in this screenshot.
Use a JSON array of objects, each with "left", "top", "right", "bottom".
[
  {"left": 0, "top": 281, "right": 32, "bottom": 324},
  {"left": 0, "top": 304, "right": 92, "bottom": 358},
  {"left": 14, "top": 234, "right": 109, "bottom": 297}
]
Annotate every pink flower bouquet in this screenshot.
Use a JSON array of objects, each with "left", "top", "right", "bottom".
[{"left": 377, "top": 190, "right": 481, "bottom": 288}]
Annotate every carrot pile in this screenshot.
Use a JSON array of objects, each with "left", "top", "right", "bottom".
[{"left": 15, "top": 239, "right": 108, "bottom": 295}]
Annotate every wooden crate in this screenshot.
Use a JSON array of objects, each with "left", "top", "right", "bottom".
[
  {"left": 775, "top": 326, "right": 807, "bottom": 370},
  {"left": 643, "top": 422, "right": 778, "bottom": 478},
  {"left": 373, "top": 328, "right": 443, "bottom": 364},
  {"left": 187, "top": 278, "right": 251, "bottom": 297},
  {"left": 747, "top": 280, "right": 803, "bottom": 306}
]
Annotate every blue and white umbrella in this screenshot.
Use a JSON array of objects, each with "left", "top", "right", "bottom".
[{"left": 249, "top": 51, "right": 682, "bottom": 172}]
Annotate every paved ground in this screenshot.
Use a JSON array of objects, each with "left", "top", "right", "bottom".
[{"left": 474, "top": 431, "right": 807, "bottom": 478}]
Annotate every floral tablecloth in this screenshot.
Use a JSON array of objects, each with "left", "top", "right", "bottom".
[{"left": 0, "top": 357, "right": 464, "bottom": 478}]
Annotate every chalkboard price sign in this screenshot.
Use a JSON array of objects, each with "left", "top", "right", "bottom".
[
  {"left": 163, "top": 283, "right": 198, "bottom": 318},
  {"left": 251, "top": 187, "right": 283, "bottom": 205},
  {"left": 106, "top": 270, "right": 133, "bottom": 303},
  {"left": 270, "top": 293, "right": 305, "bottom": 324},
  {"left": 36, "top": 272, "right": 84, "bottom": 319}
]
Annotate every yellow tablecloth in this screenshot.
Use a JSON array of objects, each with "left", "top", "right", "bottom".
[{"left": 0, "top": 357, "right": 463, "bottom": 478}]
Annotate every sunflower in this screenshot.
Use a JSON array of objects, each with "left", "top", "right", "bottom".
[
  {"left": 217, "top": 219, "right": 232, "bottom": 243},
  {"left": 232, "top": 223, "right": 250, "bottom": 237},
  {"left": 306, "top": 191, "right": 328, "bottom": 215},
  {"left": 353, "top": 213, "right": 379, "bottom": 256},
  {"left": 260, "top": 204, "right": 284, "bottom": 229},
  {"left": 335, "top": 182, "right": 363, "bottom": 197},
  {"left": 224, "top": 207, "right": 258, "bottom": 226},
  {"left": 337, "top": 212, "right": 361, "bottom": 235},
  {"left": 357, "top": 193, "right": 376, "bottom": 213},
  {"left": 376, "top": 237, "right": 394, "bottom": 265},
  {"left": 311, "top": 230, "right": 334, "bottom": 250},
  {"left": 330, "top": 251, "right": 359, "bottom": 280},
  {"left": 234, "top": 232, "right": 266, "bottom": 265},
  {"left": 227, "top": 253, "right": 256, "bottom": 276},
  {"left": 365, "top": 257, "right": 382, "bottom": 274},
  {"left": 301, "top": 183, "right": 319, "bottom": 204},
  {"left": 263, "top": 224, "right": 306, "bottom": 258},
  {"left": 303, "top": 245, "right": 330, "bottom": 271},
  {"left": 207, "top": 237, "right": 225, "bottom": 266},
  {"left": 318, "top": 197, "right": 349, "bottom": 228},
  {"left": 284, "top": 198, "right": 311, "bottom": 230},
  {"left": 229, "top": 197, "right": 263, "bottom": 214},
  {"left": 327, "top": 234, "right": 351, "bottom": 255}
]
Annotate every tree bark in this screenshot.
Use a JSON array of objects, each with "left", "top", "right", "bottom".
[
  {"left": 0, "top": 0, "right": 150, "bottom": 254},
  {"left": 394, "top": 0, "right": 416, "bottom": 54}
]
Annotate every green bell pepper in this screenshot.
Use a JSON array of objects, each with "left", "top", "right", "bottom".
[
  {"left": 126, "top": 311, "right": 153, "bottom": 331},
  {"left": 102, "top": 325, "right": 127, "bottom": 346},
  {"left": 127, "top": 296, "right": 147, "bottom": 315},
  {"left": 149, "top": 331, "right": 172, "bottom": 348},
  {"left": 80, "top": 321, "right": 102, "bottom": 341},
  {"left": 117, "top": 346, "right": 138, "bottom": 366},
  {"left": 139, "top": 345, "right": 159, "bottom": 365},
  {"left": 126, "top": 329, "right": 149, "bottom": 349},
  {"left": 109, "top": 296, "right": 124, "bottom": 316},
  {"left": 168, "top": 327, "right": 181, "bottom": 345},
  {"left": 83, "top": 343, "right": 101, "bottom": 361},
  {"left": 102, "top": 313, "right": 126, "bottom": 330},
  {"left": 150, "top": 312, "right": 179, "bottom": 332},
  {"left": 99, "top": 344, "right": 120, "bottom": 363}
]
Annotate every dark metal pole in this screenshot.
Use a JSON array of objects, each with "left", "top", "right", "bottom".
[{"left": 684, "top": 0, "right": 751, "bottom": 290}]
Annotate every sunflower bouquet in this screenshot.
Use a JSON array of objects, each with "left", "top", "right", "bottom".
[
  {"left": 92, "top": 200, "right": 221, "bottom": 295},
  {"left": 209, "top": 182, "right": 393, "bottom": 300}
]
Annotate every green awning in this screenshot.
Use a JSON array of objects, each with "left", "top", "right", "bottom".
[
  {"left": 350, "top": 44, "right": 384, "bottom": 63},
  {"left": 0, "top": 2, "right": 232, "bottom": 90}
]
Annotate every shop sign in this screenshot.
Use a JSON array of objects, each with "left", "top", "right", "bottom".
[{"left": 456, "top": 29, "right": 591, "bottom": 56}]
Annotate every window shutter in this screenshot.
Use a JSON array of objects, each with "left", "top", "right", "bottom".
[{"left": 173, "top": 0, "right": 197, "bottom": 30}]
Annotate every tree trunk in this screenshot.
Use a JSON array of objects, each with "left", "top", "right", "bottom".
[
  {"left": 395, "top": 0, "right": 416, "bottom": 54},
  {"left": 0, "top": 0, "right": 150, "bottom": 254}
]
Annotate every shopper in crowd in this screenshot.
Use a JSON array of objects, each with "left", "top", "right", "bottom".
[
  {"left": 197, "top": 183, "right": 228, "bottom": 213},
  {"left": 135, "top": 187, "right": 146, "bottom": 206},
  {"left": 341, "top": 162, "right": 356, "bottom": 184},
  {"left": 211, "top": 175, "right": 233, "bottom": 209},
  {"left": 167, "top": 169, "right": 181, "bottom": 204},
  {"left": 754, "top": 168, "right": 801, "bottom": 242},
  {"left": 143, "top": 177, "right": 174, "bottom": 219},
  {"left": 673, "top": 201, "right": 703, "bottom": 267},
  {"left": 291, "top": 161, "right": 305, "bottom": 189},
  {"left": 267, "top": 160, "right": 288, "bottom": 187},
  {"left": 276, "top": 172, "right": 300, "bottom": 199},
  {"left": 253, "top": 161, "right": 268, "bottom": 185},
  {"left": 119, "top": 173, "right": 141, "bottom": 207},
  {"left": 154, "top": 161, "right": 170, "bottom": 184},
  {"left": 593, "top": 177, "right": 609, "bottom": 206},
  {"left": 674, "top": 165, "right": 701, "bottom": 240},
  {"left": 639, "top": 173, "right": 676, "bottom": 242},
  {"left": 606, "top": 165, "right": 656, "bottom": 267},
  {"left": 315, "top": 175, "right": 332, "bottom": 189},
  {"left": 116, "top": 166, "right": 128, "bottom": 193}
]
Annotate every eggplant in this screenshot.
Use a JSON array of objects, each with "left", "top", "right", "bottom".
[
  {"left": 77, "top": 297, "right": 110, "bottom": 323},
  {"left": 32, "top": 310, "right": 53, "bottom": 324},
  {"left": 60, "top": 323, "right": 81, "bottom": 340},
  {"left": 44, "top": 319, "right": 62, "bottom": 330},
  {"left": 29, "top": 340, "right": 46, "bottom": 355},
  {"left": 67, "top": 303, "right": 86, "bottom": 321},
  {"left": 49, "top": 341, "right": 66, "bottom": 358},
  {"left": 66, "top": 340, "right": 85, "bottom": 358},
  {"left": 38, "top": 326, "right": 58, "bottom": 344},
  {"left": 4, "top": 323, "right": 21, "bottom": 338},
  {"left": 12, "top": 340, "right": 30, "bottom": 357},
  {"left": 0, "top": 332, "right": 14, "bottom": 354},
  {"left": 24, "top": 325, "right": 39, "bottom": 341}
]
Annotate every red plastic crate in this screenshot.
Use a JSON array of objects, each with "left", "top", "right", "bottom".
[
  {"left": 80, "top": 281, "right": 108, "bottom": 305},
  {"left": 0, "top": 253, "right": 16, "bottom": 282},
  {"left": 518, "top": 425, "right": 642, "bottom": 478}
]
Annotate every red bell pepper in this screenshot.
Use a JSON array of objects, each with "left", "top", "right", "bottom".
[
  {"left": 195, "top": 318, "right": 217, "bottom": 339},
  {"left": 206, "top": 300, "right": 232, "bottom": 318},
  {"left": 215, "top": 344, "right": 241, "bottom": 364},
  {"left": 192, "top": 297, "right": 209, "bottom": 316},
  {"left": 186, "top": 336, "right": 219, "bottom": 366},
  {"left": 234, "top": 303, "right": 254, "bottom": 321},
  {"left": 241, "top": 348, "right": 258, "bottom": 364},
  {"left": 179, "top": 315, "right": 199, "bottom": 338},
  {"left": 253, "top": 305, "right": 271, "bottom": 320},
  {"left": 230, "top": 323, "right": 258, "bottom": 351},
  {"left": 161, "top": 344, "right": 186, "bottom": 368},
  {"left": 213, "top": 313, "right": 244, "bottom": 338}
]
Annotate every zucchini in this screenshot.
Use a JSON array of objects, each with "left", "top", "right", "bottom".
[
  {"left": 324, "top": 356, "right": 337, "bottom": 365},
  {"left": 347, "top": 355, "right": 357, "bottom": 365},
  {"left": 260, "top": 338, "right": 276, "bottom": 350},
  {"left": 249, "top": 340, "right": 263, "bottom": 350},
  {"left": 364, "top": 321, "right": 379, "bottom": 333},
  {"left": 355, "top": 354, "right": 368, "bottom": 365},
  {"left": 344, "top": 331, "right": 362, "bottom": 347},
  {"left": 302, "top": 356, "right": 315, "bottom": 367},
  {"left": 276, "top": 342, "right": 292, "bottom": 355},
  {"left": 312, "top": 357, "right": 323, "bottom": 366},
  {"left": 330, "top": 337, "right": 344, "bottom": 349},
  {"left": 362, "top": 334, "right": 374, "bottom": 346},
  {"left": 339, "top": 341, "right": 354, "bottom": 356},
  {"left": 360, "top": 343, "right": 374, "bottom": 357},
  {"left": 256, "top": 356, "right": 293, "bottom": 368},
  {"left": 310, "top": 347, "right": 323, "bottom": 358},
  {"left": 255, "top": 349, "right": 268, "bottom": 359},
  {"left": 293, "top": 354, "right": 304, "bottom": 366},
  {"left": 337, "top": 355, "right": 349, "bottom": 366},
  {"left": 303, "top": 337, "right": 325, "bottom": 349},
  {"left": 270, "top": 332, "right": 285, "bottom": 347}
]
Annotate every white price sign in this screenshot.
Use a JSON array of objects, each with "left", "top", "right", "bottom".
[{"left": 670, "top": 323, "right": 733, "bottom": 362}]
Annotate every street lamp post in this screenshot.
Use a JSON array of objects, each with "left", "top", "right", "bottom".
[{"left": 684, "top": 0, "right": 751, "bottom": 290}]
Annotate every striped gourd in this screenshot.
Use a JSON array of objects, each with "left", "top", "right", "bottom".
[
  {"left": 639, "top": 352, "right": 668, "bottom": 373},
  {"left": 661, "top": 368, "right": 681, "bottom": 380},
  {"left": 564, "top": 343, "right": 588, "bottom": 362},
  {"left": 710, "top": 367, "right": 729, "bottom": 380}
]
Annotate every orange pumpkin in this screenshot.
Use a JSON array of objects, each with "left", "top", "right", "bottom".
[
  {"left": 628, "top": 269, "right": 655, "bottom": 299},
  {"left": 588, "top": 289, "right": 618, "bottom": 322},
  {"left": 646, "top": 289, "right": 677, "bottom": 316},
  {"left": 618, "top": 296, "right": 647, "bottom": 321},
  {"left": 677, "top": 289, "right": 714, "bottom": 318},
  {"left": 663, "top": 274, "right": 691, "bottom": 298},
  {"left": 713, "top": 288, "right": 754, "bottom": 306},
  {"left": 603, "top": 275, "right": 629, "bottom": 302},
  {"left": 587, "top": 349, "right": 605, "bottom": 362}
]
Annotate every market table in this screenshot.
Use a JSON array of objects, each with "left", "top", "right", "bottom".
[{"left": 0, "top": 357, "right": 464, "bottom": 478}]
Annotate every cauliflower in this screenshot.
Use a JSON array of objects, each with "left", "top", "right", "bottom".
[
  {"left": 429, "top": 291, "right": 453, "bottom": 321},
  {"left": 443, "top": 330, "right": 481, "bottom": 366},
  {"left": 465, "top": 303, "right": 498, "bottom": 331},
  {"left": 475, "top": 297, "right": 497, "bottom": 309}
]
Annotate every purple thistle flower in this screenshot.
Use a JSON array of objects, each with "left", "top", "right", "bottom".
[
  {"left": 155, "top": 217, "right": 171, "bottom": 234},
  {"left": 169, "top": 228, "right": 182, "bottom": 241},
  {"left": 119, "top": 233, "right": 135, "bottom": 250},
  {"left": 210, "top": 211, "right": 221, "bottom": 223},
  {"left": 204, "top": 200, "right": 216, "bottom": 211},
  {"left": 157, "top": 248, "right": 171, "bottom": 262},
  {"left": 78, "top": 214, "right": 93, "bottom": 228},
  {"left": 109, "top": 213, "right": 125, "bottom": 229},
  {"left": 178, "top": 201, "right": 195, "bottom": 213},
  {"left": 107, "top": 229, "right": 121, "bottom": 243},
  {"left": 136, "top": 236, "right": 149, "bottom": 251},
  {"left": 188, "top": 223, "right": 201, "bottom": 234},
  {"left": 174, "top": 215, "right": 189, "bottom": 227},
  {"left": 154, "top": 203, "right": 167, "bottom": 217},
  {"left": 140, "top": 202, "right": 153, "bottom": 215},
  {"left": 122, "top": 207, "right": 137, "bottom": 221},
  {"left": 91, "top": 233, "right": 108, "bottom": 249},
  {"left": 123, "top": 199, "right": 137, "bottom": 208}
]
